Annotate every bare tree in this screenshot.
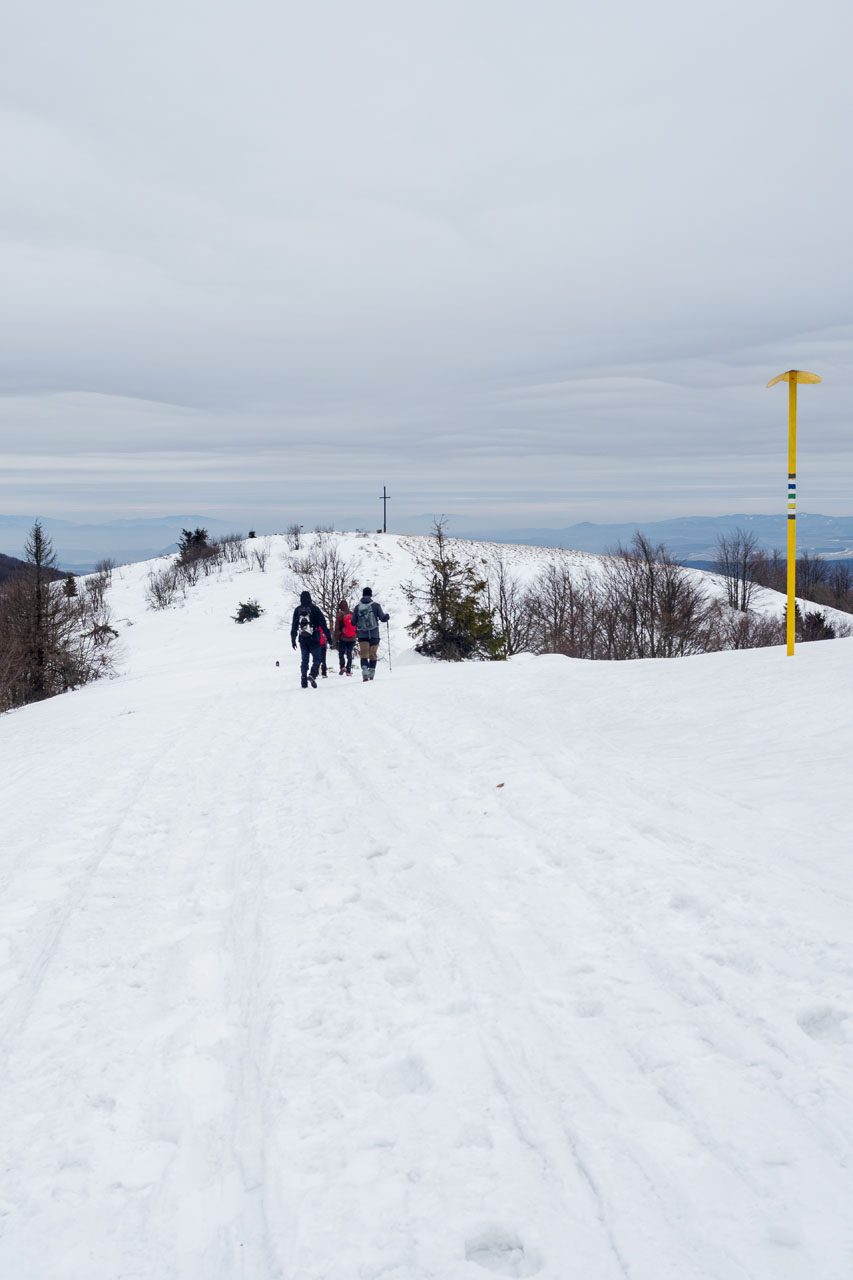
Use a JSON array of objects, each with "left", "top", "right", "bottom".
[
  {"left": 714, "top": 528, "right": 759, "bottom": 611},
  {"left": 599, "top": 534, "right": 714, "bottom": 659},
  {"left": 749, "top": 549, "right": 786, "bottom": 594},
  {"left": 487, "top": 552, "right": 535, "bottom": 656},
  {"left": 526, "top": 559, "right": 597, "bottom": 658},
  {"left": 797, "top": 551, "right": 829, "bottom": 593},
  {"left": 289, "top": 536, "right": 360, "bottom": 629}
]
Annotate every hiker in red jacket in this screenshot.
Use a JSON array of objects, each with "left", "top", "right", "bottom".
[{"left": 333, "top": 599, "right": 357, "bottom": 676}]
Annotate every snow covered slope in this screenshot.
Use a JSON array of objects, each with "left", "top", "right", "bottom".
[{"left": 1, "top": 535, "right": 852, "bottom": 1280}]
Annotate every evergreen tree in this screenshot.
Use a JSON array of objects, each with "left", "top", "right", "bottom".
[
  {"left": 403, "top": 520, "right": 501, "bottom": 661},
  {"left": 178, "top": 527, "right": 210, "bottom": 562},
  {"left": 0, "top": 522, "right": 77, "bottom": 705}
]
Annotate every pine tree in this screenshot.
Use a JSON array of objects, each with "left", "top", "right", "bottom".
[{"left": 404, "top": 520, "right": 501, "bottom": 661}]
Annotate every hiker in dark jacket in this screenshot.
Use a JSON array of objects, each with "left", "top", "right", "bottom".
[
  {"left": 351, "top": 587, "right": 389, "bottom": 682},
  {"left": 290, "top": 590, "right": 331, "bottom": 688},
  {"left": 333, "top": 598, "right": 357, "bottom": 676}
]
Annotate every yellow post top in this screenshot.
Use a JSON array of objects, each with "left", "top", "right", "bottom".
[{"left": 766, "top": 369, "right": 822, "bottom": 387}]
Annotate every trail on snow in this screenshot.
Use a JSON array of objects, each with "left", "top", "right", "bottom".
[{"left": 1, "top": 541, "right": 852, "bottom": 1280}]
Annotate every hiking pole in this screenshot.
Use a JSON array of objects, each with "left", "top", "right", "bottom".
[{"left": 386, "top": 620, "right": 392, "bottom": 672}]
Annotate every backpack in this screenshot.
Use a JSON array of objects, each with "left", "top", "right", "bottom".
[
  {"left": 297, "top": 606, "right": 313, "bottom": 636},
  {"left": 356, "top": 601, "right": 377, "bottom": 631},
  {"left": 340, "top": 612, "right": 356, "bottom": 639}
]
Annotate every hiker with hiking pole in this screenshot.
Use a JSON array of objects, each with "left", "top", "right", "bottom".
[{"left": 351, "top": 587, "right": 390, "bottom": 682}]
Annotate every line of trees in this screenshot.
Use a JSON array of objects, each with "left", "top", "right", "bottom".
[
  {"left": 405, "top": 522, "right": 851, "bottom": 663},
  {"left": 713, "top": 527, "right": 853, "bottom": 616},
  {"left": 0, "top": 522, "right": 119, "bottom": 713}
]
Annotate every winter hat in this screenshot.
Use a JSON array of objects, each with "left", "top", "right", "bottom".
[
  {"left": 362, "top": 587, "right": 373, "bottom": 598},
  {"left": 300, "top": 590, "right": 312, "bottom": 605}
]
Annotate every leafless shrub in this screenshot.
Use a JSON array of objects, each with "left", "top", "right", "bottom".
[
  {"left": 214, "top": 532, "right": 247, "bottom": 565},
  {"left": 145, "top": 563, "right": 183, "bottom": 609},
  {"left": 94, "top": 556, "right": 117, "bottom": 586},
  {"left": 286, "top": 523, "right": 303, "bottom": 550},
  {"left": 85, "top": 559, "right": 116, "bottom": 609},
  {"left": 179, "top": 556, "right": 204, "bottom": 586},
  {"left": 252, "top": 544, "right": 269, "bottom": 572},
  {"left": 707, "top": 602, "right": 784, "bottom": 650}
]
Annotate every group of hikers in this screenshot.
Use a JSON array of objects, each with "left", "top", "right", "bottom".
[{"left": 290, "top": 587, "right": 390, "bottom": 688}]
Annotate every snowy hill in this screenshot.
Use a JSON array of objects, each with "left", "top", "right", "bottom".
[{"left": 1, "top": 534, "right": 852, "bottom": 1280}]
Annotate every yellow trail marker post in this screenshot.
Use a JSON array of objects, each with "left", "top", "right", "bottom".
[{"left": 766, "top": 369, "right": 822, "bottom": 656}]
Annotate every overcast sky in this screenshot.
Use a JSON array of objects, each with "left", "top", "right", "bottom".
[{"left": 1, "top": 0, "right": 851, "bottom": 531}]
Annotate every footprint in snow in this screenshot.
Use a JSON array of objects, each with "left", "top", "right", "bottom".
[
  {"left": 575, "top": 999, "right": 604, "bottom": 1018},
  {"left": 377, "top": 1055, "right": 432, "bottom": 1098},
  {"left": 797, "top": 1006, "right": 850, "bottom": 1044},
  {"left": 465, "top": 1228, "right": 542, "bottom": 1276}
]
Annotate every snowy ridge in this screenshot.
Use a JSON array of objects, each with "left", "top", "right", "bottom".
[{"left": 1, "top": 534, "right": 852, "bottom": 1279}]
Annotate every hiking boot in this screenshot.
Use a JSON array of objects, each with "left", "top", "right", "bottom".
[
  {"left": 301, "top": 678, "right": 308, "bottom": 688},
  {"left": 362, "top": 672, "right": 369, "bottom": 682},
  {"left": 309, "top": 676, "right": 317, "bottom": 688}
]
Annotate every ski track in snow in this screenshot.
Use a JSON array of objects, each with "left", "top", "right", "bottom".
[{"left": 1, "top": 533, "right": 852, "bottom": 1280}]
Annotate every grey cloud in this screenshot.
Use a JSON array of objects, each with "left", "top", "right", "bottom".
[{"left": 1, "top": 0, "right": 851, "bottom": 525}]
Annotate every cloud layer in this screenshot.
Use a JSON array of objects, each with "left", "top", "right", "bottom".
[{"left": 1, "top": 0, "right": 851, "bottom": 526}]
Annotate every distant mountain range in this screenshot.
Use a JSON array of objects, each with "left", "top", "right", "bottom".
[
  {"left": 465, "top": 514, "right": 853, "bottom": 563},
  {"left": 2, "top": 512, "right": 853, "bottom": 572}
]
